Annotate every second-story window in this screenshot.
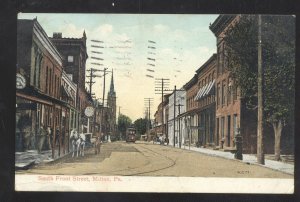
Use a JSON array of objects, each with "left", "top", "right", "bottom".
[
  {"left": 68, "top": 55, "right": 74, "bottom": 63},
  {"left": 227, "top": 78, "right": 232, "bottom": 105},
  {"left": 45, "top": 66, "right": 48, "bottom": 94},
  {"left": 222, "top": 81, "right": 226, "bottom": 106},
  {"left": 217, "top": 83, "right": 221, "bottom": 107}
]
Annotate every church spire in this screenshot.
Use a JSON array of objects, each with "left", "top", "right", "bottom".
[{"left": 109, "top": 69, "right": 116, "bottom": 97}]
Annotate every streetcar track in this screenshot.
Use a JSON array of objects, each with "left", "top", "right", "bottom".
[
  {"left": 18, "top": 143, "right": 178, "bottom": 176},
  {"left": 85, "top": 143, "right": 177, "bottom": 176},
  {"left": 122, "top": 144, "right": 177, "bottom": 176}
]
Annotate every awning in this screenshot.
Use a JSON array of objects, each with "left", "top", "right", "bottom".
[
  {"left": 62, "top": 85, "right": 74, "bottom": 100},
  {"left": 194, "top": 79, "right": 215, "bottom": 101}
]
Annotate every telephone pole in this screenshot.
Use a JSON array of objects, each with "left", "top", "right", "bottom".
[
  {"left": 86, "top": 68, "right": 101, "bottom": 97},
  {"left": 177, "top": 103, "right": 184, "bottom": 148},
  {"left": 169, "top": 85, "right": 185, "bottom": 147},
  {"left": 155, "top": 78, "right": 170, "bottom": 140},
  {"left": 144, "top": 98, "right": 153, "bottom": 140},
  {"left": 96, "top": 68, "right": 111, "bottom": 140},
  {"left": 98, "top": 67, "right": 111, "bottom": 106},
  {"left": 257, "top": 14, "right": 265, "bottom": 165}
]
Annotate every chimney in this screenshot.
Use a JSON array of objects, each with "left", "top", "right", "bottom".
[{"left": 53, "top": 32, "right": 62, "bottom": 38}]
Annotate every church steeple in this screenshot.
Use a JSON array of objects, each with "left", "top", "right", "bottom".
[
  {"left": 109, "top": 69, "right": 116, "bottom": 97},
  {"left": 82, "top": 30, "right": 87, "bottom": 47}
]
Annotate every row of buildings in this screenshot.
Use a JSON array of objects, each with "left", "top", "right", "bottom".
[
  {"left": 152, "top": 15, "right": 293, "bottom": 154},
  {"left": 16, "top": 18, "right": 117, "bottom": 158}
]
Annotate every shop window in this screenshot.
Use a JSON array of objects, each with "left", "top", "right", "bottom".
[
  {"left": 221, "top": 117, "right": 225, "bottom": 138},
  {"left": 216, "top": 118, "right": 219, "bottom": 145}
]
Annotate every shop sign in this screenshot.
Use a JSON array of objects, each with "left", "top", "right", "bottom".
[{"left": 16, "top": 73, "right": 26, "bottom": 89}]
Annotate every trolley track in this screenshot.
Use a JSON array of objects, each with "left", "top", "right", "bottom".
[{"left": 82, "top": 143, "right": 177, "bottom": 176}]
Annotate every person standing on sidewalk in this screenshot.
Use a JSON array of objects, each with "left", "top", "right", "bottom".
[
  {"left": 37, "top": 125, "right": 47, "bottom": 153},
  {"left": 47, "top": 126, "right": 53, "bottom": 150}
]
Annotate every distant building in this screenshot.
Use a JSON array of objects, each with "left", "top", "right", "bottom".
[
  {"left": 168, "top": 88, "right": 186, "bottom": 147},
  {"left": 153, "top": 102, "right": 163, "bottom": 139},
  {"left": 183, "top": 75, "right": 199, "bottom": 146}
]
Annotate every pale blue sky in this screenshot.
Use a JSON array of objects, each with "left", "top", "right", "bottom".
[{"left": 18, "top": 13, "right": 218, "bottom": 121}]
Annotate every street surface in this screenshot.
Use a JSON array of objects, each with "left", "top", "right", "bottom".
[{"left": 16, "top": 141, "right": 292, "bottom": 178}]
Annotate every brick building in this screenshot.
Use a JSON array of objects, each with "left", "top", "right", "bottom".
[
  {"left": 209, "top": 14, "right": 294, "bottom": 154},
  {"left": 153, "top": 102, "right": 163, "bottom": 139},
  {"left": 209, "top": 15, "right": 257, "bottom": 152},
  {"left": 183, "top": 75, "right": 199, "bottom": 146},
  {"left": 194, "top": 54, "right": 217, "bottom": 147},
  {"left": 50, "top": 32, "right": 91, "bottom": 133},
  {"left": 16, "top": 19, "right": 66, "bottom": 157}
]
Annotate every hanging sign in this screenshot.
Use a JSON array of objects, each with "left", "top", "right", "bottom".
[{"left": 16, "top": 73, "right": 26, "bottom": 89}]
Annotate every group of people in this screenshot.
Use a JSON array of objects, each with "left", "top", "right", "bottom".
[
  {"left": 37, "top": 125, "right": 62, "bottom": 153},
  {"left": 153, "top": 135, "right": 169, "bottom": 145}
]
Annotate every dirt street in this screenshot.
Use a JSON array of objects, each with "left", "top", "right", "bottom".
[{"left": 16, "top": 142, "right": 292, "bottom": 178}]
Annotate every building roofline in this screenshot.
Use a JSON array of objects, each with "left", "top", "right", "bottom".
[
  {"left": 209, "top": 15, "right": 236, "bottom": 36},
  {"left": 50, "top": 37, "right": 89, "bottom": 59},
  {"left": 183, "top": 75, "right": 197, "bottom": 90},
  {"left": 31, "top": 19, "right": 63, "bottom": 65},
  {"left": 195, "top": 53, "right": 217, "bottom": 74}
]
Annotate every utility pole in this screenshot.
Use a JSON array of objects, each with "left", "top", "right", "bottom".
[
  {"left": 155, "top": 78, "right": 170, "bottom": 140},
  {"left": 170, "top": 85, "right": 185, "bottom": 147},
  {"left": 257, "top": 14, "right": 265, "bottom": 165},
  {"left": 86, "top": 68, "right": 101, "bottom": 97},
  {"left": 90, "top": 39, "right": 106, "bottom": 138},
  {"left": 86, "top": 68, "right": 101, "bottom": 134},
  {"left": 97, "top": 67, "right": 111, "bottom": 141},
  {"left": 177, "top": 103, "right": 184, "bottom": 148},
  {"left": 102, "top": 68, "right": 108, "bottom": 106},
  {"left": 144, "top": 98, "right": 153, "bottom": 140}
]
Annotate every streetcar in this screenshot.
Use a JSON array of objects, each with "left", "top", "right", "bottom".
[{"left": 126, "top": 127, "right": 136, "bottom": 143}]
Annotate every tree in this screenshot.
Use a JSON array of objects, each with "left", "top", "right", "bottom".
[
  {"left": 224, "top": 15, "right": 295, "bottom": 161},
  {"left": 134, "top": 118, "right": 148, "bottom": 136},
  {"left": 117, "top": 114, "right": 132, "bottom": 139}
]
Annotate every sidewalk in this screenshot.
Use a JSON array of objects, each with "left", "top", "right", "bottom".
[
  {"left": 180, "top": 145, "right": 294, "bottom": 175},
  {"left": 15, "top": 149, "right": 69, "bottom": 170},
  {"left": 15, "top": 150, "right": 53, "bottom": 170}
]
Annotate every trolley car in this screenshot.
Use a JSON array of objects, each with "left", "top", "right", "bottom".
[{"left": 126, "top": 127, "right": 136, "bottom": 143}]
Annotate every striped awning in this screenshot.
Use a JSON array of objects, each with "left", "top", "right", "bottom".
[
  {"left": 194, "top": 79, "right": 215, "bottom": 101},
  {"left": 62, "top": 85, "right": 74, "bottom": 100}
]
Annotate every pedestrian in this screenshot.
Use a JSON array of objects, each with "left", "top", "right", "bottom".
[
  {"left": 159, "top": 135, "right": 163, "bottom": 145},
  {"left": 55, "top": 127, "right": 60, "bottom": 146},
  {"left": 37, "top": 125, "right": 47, "bottom": 153},
  {"left": 22, "top": 124, "right": 31, "bottom": 150},
  {"left": 94, "top": 136, "right": 101, "bottom": 155},
  {"left": 47, "top": 126, "right": 53, "bottom": 149}
]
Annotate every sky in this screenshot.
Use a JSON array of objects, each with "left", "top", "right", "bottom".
[{"left": 18, "top": 13, "right": 218, "bottom": 121}]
